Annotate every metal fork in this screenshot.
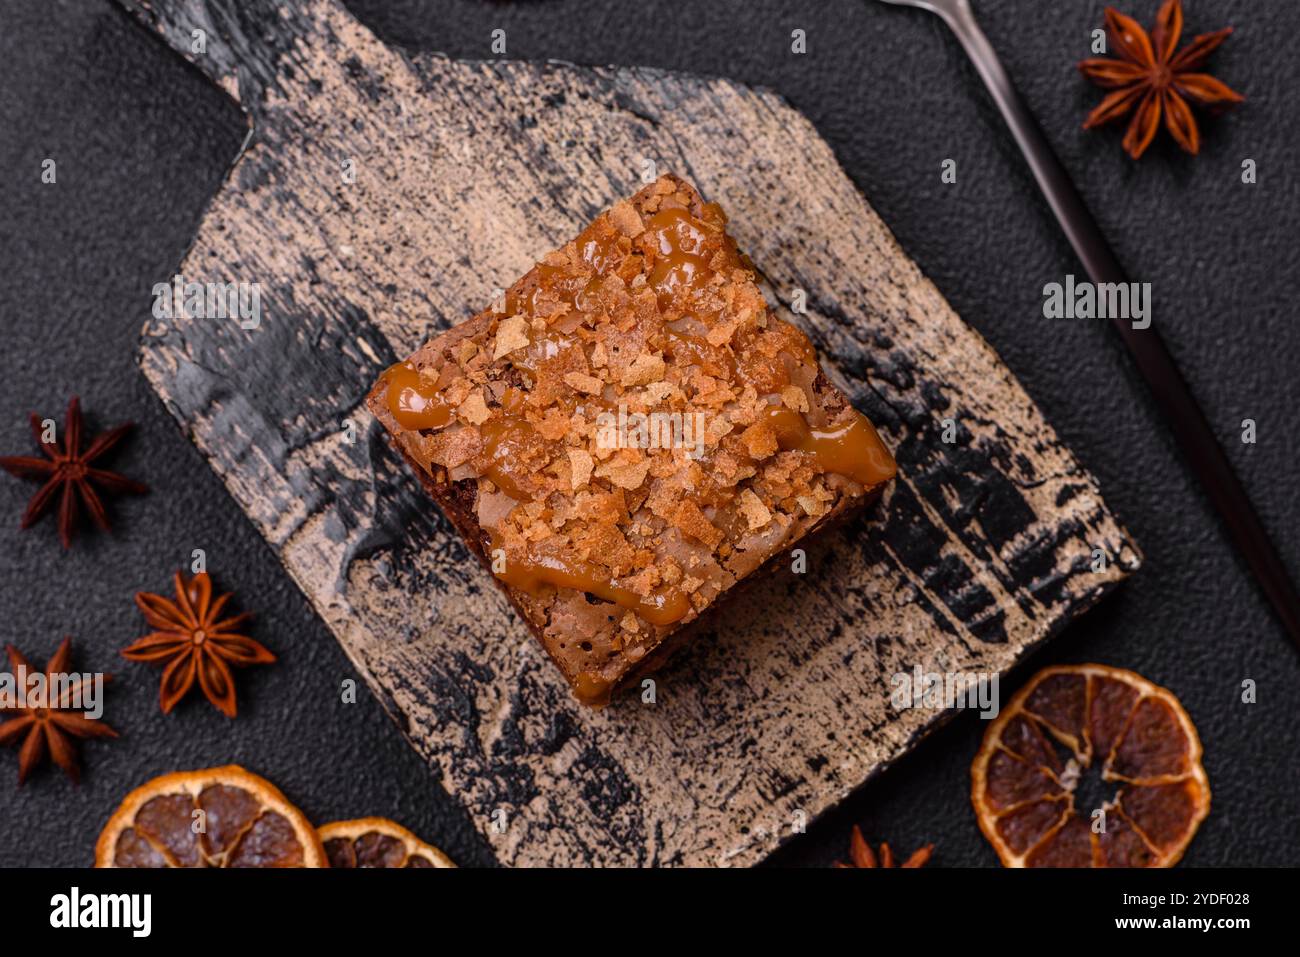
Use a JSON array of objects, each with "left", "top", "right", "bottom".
[{"left": 876, "top": 0, "right": 1300, "bottom": 648}]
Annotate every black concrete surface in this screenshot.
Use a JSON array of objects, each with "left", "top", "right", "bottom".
[{"left": 1, "top": 0, "right": 1296, "bottom": 867}]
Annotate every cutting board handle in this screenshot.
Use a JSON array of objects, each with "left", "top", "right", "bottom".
[{"left": 114, "top": 0, "right": 340, "bottom": 111}]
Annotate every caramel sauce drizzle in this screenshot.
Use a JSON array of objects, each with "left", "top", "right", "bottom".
[
  {"left": 764, "top": 406, "right": 897, "bottom": 488},
  {"left": 490, "top": 529, "right": 691, "bottom": 628},
  {"left": 646, "top": 206, "right": 715, "bottom": 304},
  {"left": 664, "top": 325, "right": 737, "bottom": 378},
  {"left": 478, "top": 417, "right": 539, "bottom": 501},
  {"left": 572, "top": 671, "right": 614, "bottom": 707},
  {"left": 382, "top": 362, "right": 451, "bottom": 431}
]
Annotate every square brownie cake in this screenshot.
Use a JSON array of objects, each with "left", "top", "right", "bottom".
[{"left": 367, "top": 174, "right": 895, "bottom": 705}]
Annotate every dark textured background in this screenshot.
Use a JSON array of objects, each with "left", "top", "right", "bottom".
[{"left": 1, "top": 0, "right": 1296, "bottom": 868}]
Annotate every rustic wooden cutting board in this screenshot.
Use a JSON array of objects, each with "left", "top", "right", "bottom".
[{"left": 117, "top": 0, "right": 1140, "bottom": 866}]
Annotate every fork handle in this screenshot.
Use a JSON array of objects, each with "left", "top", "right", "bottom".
[
  {"left": 936, "top": 1, "right": 1300, "bottom": 647},
  {"left": 939, "top": 1, "right": 1125, "bottom": 283}
]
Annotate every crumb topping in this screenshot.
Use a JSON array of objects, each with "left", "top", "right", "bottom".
[{"left": 374, "top": 175, "right": 895, "bottom": 694}]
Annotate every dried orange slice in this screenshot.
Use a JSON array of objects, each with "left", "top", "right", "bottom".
[
  {"left": 95, "top": 765, "right": 327, "bottom": 868},
  {"left": 971, "top": 664, "right": 1209, "bottom": 867},
  {"left": 319, "top": 817, "right": 455, "bottom": 868}
]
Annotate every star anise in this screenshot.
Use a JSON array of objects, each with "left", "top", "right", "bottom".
[
  {"left": 122, "top": 571, "right": 275, "bottom": 718},
  {"left": 834, "top": 825, "right": 933, "bottom": 868},
  {"left": 0, "top": 638, "right": 118, "bottom": 785},
  {"left": 1079, "top": 0, "right": 1243, "bottom": 159},
  {"left": 0, "top": 395, "right": 148, "bottom": 548}
]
